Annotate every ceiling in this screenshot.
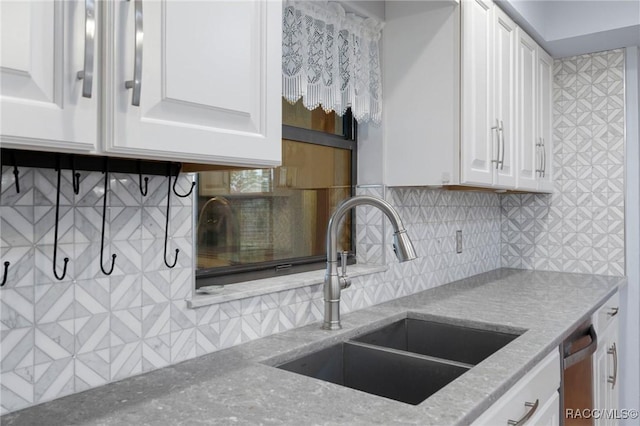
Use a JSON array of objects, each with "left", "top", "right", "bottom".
[{"left": 497, "top": 0, "right": 640, "bottom": 58}]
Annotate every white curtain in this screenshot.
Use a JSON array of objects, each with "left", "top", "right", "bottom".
[{"left": 282, "top": 0, "right": 383, "bottom": 125}]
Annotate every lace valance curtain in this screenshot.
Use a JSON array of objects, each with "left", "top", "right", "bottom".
[{"left": 282, "top": 0, "right": 383, "bottom": 125}]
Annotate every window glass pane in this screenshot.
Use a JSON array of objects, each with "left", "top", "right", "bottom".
[
  {"left": 196, "top": 139, "right": 351, "bottom": 271},
  {"left": 282, "top": 98, "right": 344, "bottom": 135}
]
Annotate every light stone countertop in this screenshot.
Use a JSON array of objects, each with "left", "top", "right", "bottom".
[{"left": 1, "top": 268, "right": 624, "bottom": 426}]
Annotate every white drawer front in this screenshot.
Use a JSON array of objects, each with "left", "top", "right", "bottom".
[{"left": 473, "top": 349, "right": 561, "bottom": 425}]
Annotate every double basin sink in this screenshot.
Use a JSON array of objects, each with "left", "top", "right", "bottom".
[{"left": 275, "top": 317, "right": 521, "bottom": 405}]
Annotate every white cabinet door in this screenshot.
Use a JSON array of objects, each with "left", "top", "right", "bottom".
[
  {"left": 105, "top": 0, "right": 281, "bottom": 167},
  {"left": 537, "top": 46, "right": 554, "bottom": 192},
  {"left": 515, "top": 27, "right": 538, "bottom": 191},
  {"left": 0, "top": 0, "right": 98, "bottom": 152},
  {"left": 593, "top": 294, "right": 620, "bottom": 426},
  {"left": 493, "top": 6, "right": 516, "bottom": 188},
  {"left": 461, "top": 0, "right": 494, "bottom": 186},
  {"left": 594, "top": 323, "right": 620, "bottom": 426}
]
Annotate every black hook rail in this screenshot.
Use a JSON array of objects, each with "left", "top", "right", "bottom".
[
  {"left": 11, "top": 151, "right": 20, "bottom": 194},
  {"left": 137, "top": 160, "right": 149, "bottom": 196},
  {"left": 172, "top": 163, "right": 196, "bottom": 198},
  {"left": 53, "top": 161, "right": 70, "bottom": 281},
  {"left": 1, "top": 149, "right": 182, "bottom": 178},
  {"left": 71, "top": 156, "right": 81, "bottom": 195},
  {"left": 1, "top": 261, "right": 9, "bottom": 287},
  {"left": 164, "top": 171, "right": 179, "bottom": 269},
  {"left": 0, "top": 148, "right": 196, "bottom": 281},
  {"left": 100, "top": 159, "right": 117, "bottom": 276}
]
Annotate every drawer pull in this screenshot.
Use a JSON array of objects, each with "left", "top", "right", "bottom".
[
  {"left": 607, "top": 342, "right": 618, "bottom": 389},
  {"left": 507, "top": 399, "right": 539, "bottom": 426},
  {"left": 607, "top": 307, "right": 619, "bottom": 317}
]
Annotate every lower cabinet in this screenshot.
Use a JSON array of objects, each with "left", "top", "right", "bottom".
[
  {"left": 593, "top": 293, "right": 620, "bottom": 426},
  {"left": 472, "top": 349, "right": 561, "bottom": 425}
]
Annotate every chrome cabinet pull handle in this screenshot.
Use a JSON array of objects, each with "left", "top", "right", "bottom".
[
  {"left": 507, "top": 399, "right": 539, "bottom": 426},
  {"left": 76, "top": 0, "right": 96, "bottom": 98},
  {"left": 541, "top": 138, "right": 546, "bottom": 178},
  {"left": 535, "top": 138, "right": 543, "bottom": 177},
  {"left": 608, "top": 342, "right": 618, "bottom": 389},
  {"left": 499, "top": 120, "right": 505, "bottom": 170},
  {"left": 607, "top": 307, "right": 619, "bottom": 317},
  {"left": 491, "top": 119, "right": 500, "bottom": 169},
  {"left": 125, "top": 0, "right": 143, "bottom": 106}
]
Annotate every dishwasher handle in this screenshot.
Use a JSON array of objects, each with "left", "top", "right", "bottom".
[{"left": 563, "top": 325, "right": 597, "bottom": 370}]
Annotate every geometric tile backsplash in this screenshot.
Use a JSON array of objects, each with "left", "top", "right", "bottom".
[
  {"left": 501, "top": 49, "right": 625, "bottom": 276},
  {"left": 0, "top": 48, "right": 627, "bottom": 415},
  {"left": 0, "top": 168, "right": 195, "bottom": 414}
]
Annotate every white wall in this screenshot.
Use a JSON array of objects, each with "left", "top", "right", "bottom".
[
  {"left": 499, "top": 0, "right": 640, "bottom": 57},
  {"left": 542, "top": 1, "right": 639, "bottom": 41},
  {"left": 623, "top": 45, "right": 640, "bottom": 421}
]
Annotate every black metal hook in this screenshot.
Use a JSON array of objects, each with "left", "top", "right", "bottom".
[
  {"left": 164, "top": 171, "right": 179, "bottom": 269},
  {"left": 71, "top": 156, "right": 81, "bottom": 195},
  {"left": 53, "top": 163, "right": 69, "bottom": 281},
  {"left": 137, "top": 160, "right": 148, "bottom": 196},
  {"left": 100, "top": 159, "right": 117, "bottom": 275},
  {"left": 1, "top": 261, "right": 9, "bottom": 287},
  {"left": 171, "top": 163, "right": 195, "bottom": 198},
  {"left": 11, "top": 152, "right": 20, "bottom": 194}
]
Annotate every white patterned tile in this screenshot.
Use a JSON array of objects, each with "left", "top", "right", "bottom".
[
  {"left": 1, "top": 327, "right": 34, "bottom": 373},
  {"left": 75, "top": 313, "right": 110, "bottom": 354},
  {"left": 1, "top": 286, "right": 34, "bottom": 330},
  {"left": 1, "top": 367, "right": 34, "bottom": 413},
  {"left": 75, "top": 278, "right": 110, "bottom": 317},
  {"left": 34, "top": 357, "right": 74, "bottom": 404},
  {"left": 170, "top": 328, "right": 196, "bottom": 363},
  {"left": 110, "top": 342, "right": 142, "bottom": 381},
  {"left": 110, "top": 309, "right": 142, "bottom": 346},
  {"left": 35, "top": 283, "right": 74, "bottom": 324},
  {"left": 142, "top": 302, "right": 170, "bottom": 338},
  {"left": 35, "top": 321, "right": 74, "bottom": 364},
  {"left": 110, "top": 273, "right": 142, "bottom": 310},
  {"left": 74, "top": 350, "right": 110, "bottom": 391},
  {"left": 170, "top": 300, "right": 196, "bottom": 332},
  {"left": 142, "top": 334, "right": 171, "bottom": 372}
]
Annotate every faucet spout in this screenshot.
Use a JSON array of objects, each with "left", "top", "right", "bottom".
[{"left": 323, "top": 195, "right": 417, "bottom": 330}]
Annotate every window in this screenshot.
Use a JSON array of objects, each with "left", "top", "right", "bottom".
[{"left": 195, "top": 99, "right": 356, "bottom": 288}]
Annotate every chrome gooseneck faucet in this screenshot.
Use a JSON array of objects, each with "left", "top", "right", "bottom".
[{"left": 323, "top": 195, "right": 418, "bottom": 330}]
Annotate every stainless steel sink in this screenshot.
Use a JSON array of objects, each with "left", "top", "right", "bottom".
[
  {"left": 275, "top": 317, "right": 521, "bottom": 405},
  {"left": 353, "top": 318, "right": 520, "bottom": 365},
  {"left": 277, "top": 341, "right": 469, "bottom": 405}
]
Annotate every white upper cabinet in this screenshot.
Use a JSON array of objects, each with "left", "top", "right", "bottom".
[
  {"left": 537, "top": 46, "right": 554, "bottom": 192},
  {"left": 515, "top": 30, "right": 554, "bottom": 192},
  {"left": 382, "top": 0, "right": 553, "bottom": 192},
  {"left": 1, "top": 0, "right": 282, "bottom": 168},
  {"left": 460, "top": 0, "right": 494, "bottom": 186},
  {"left": 492, "top": 6, "right": 517, "bottom": 188},
  {"left": 516, "top": 28, "right": 539, "bottom": 191},
  {"left": 461, "top": 0, "right": 516, "bottom": 189},
  {"left": 104, "top": 0, "right": 281, "bottom": 167},
  {"left": 0, "top": 0, "right": 99, "bottom": 152}
]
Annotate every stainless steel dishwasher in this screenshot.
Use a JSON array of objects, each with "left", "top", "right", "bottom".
[{"left": 561, "top": 320, "right": 598, "bottom": 425}]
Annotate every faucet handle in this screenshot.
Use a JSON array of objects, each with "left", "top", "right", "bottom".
[{"left": 340, "top": 251, "right": 349, "bottom": 277}]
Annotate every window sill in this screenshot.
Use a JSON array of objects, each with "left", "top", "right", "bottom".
[{"left": 186, "top": 264, "right": 388, "bottom": 308}]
